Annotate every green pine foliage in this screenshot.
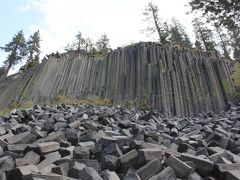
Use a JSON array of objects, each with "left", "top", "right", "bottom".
[
  {"left": 143, "top": 2, "right": 169, "bottom": 44},
  {"left": 27, "top": 30, "right": 41, "bottom": 63},
  {"left": 188, "top": 0, "right": 239, "bottom": 30},
  {"left": 187, "top": 0, "right": 240, "bottom": 60},
  {"left": 168, "top": 18, "right": 192, "bottom": 48},
  {"left": 0, "top": 30, "right": 41, "bottom": 75},
  {"left": 64, "top": 32, "right": 110, "bottom": 56},
  {"left": 95, "top": 34, "right": 110, "bottom": 55},
  {"left": 192, "top": 18, "right": 216, "bottom": 51},
  {"left": 0, "top": 30, "right": 27, "bottom": 76}
]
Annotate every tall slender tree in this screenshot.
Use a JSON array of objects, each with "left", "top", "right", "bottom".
[
  {"left": 214, "top": 23, "right": 232, "bottom": 60},
  {"left": 27, "top": 30, "right": 41, "bottom": 62},
  {"left": 143, "top": 2, "right": 169, "bottom": 44},
  {"left": 19, "top": 30, "right": 41, "bottom": 73},
  {"left": 168, "top": 18, "right": 192, "bottom": 48},
  {"left": 187, "top": 0, "right": 240, "bottom": 60},
  {"left": 192, "top": 18, "right": 216, "bottom": 51},
  {"left": 194, "top": 40, "right": 203, "bottom": 50},
  {"left": 188, "top": 0, "right": 240, "bottom": 30},
  {"left": 0, "top": 30, "right": 27, "bottom": 76},
  {"left": 64, "top": 42, "right": 75, "bottom": 52},
  {"left": 231, "top": 29, "right": 240, "bottom": 61},
  {"left": 96, "top": 34, "right": 110, "bottom": 55},
  {"left": 75, "top": 31, "right": 85, "bottom": 52},
  {"left": 83, "top": 37, "right": 93, "bottom": 52}
]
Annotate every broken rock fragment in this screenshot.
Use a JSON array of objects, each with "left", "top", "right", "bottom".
[{"left": 0, "top": 104, "right": 239, "bottom": 180}]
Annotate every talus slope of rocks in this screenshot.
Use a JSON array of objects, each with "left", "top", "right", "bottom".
[{"left": 0, "top": 104, "right": 239, "bottom": 180}]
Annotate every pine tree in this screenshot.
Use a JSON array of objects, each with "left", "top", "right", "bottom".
[
  {"left": 75, "top": 31, "right": 85, "bottom": 52},
  {"left": 83, "top": 37, "right": 93, "bottom": 52},
  {"left": 188, "top": 0, "right": 239, "bottom": 60},
  {"left": 65, "top": 32, "right": 92, "bottom": 53},
  {"left": 27, "top": 30, "right": 41, "bottom": 63},
  {"left": 213, "top": 23, "right": 232, "bottom": 61},
  {"left": 0, "top": 30, "right": 27, "bottom": 76},
  {"left": 168, "top": 18, "right": 192, "bottom": 48},
  {"left": 188, "top": 0, "right": 239, "bottom": 30},
  {"left": 64, "top": 42, "right": 75, "bottom": 52},
  {"left": 96, "top": 34, "right": 110, "bottom": 55},
  {"left": 194, "top": 40, "right": 203, "bottom": 50},
  {"left": 64, "top": 32, "right": 111, "bottom": 56},
  {"left": 19, "top": 30, "right": 41, "bottom": 73},
  {"left": 143, "top": 2, "right": 169, "bottom": 44},
  {"left": 192, "top": 18, "right": 216, "bottom": 51},
  {"left": 231, "top": 29, "right": 240, "bottom": 61}
]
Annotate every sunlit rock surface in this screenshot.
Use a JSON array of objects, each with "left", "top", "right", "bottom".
[{"left": 0, "top": 42, "right": 233, "bottom": 116}]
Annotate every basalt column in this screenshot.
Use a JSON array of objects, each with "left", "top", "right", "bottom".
[{"left": 0, "top": 43, "right": 233, "bottom": 116}]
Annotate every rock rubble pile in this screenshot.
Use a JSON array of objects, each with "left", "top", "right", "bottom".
[{"left": 0, "top": 104, "right": 239, "bottom": 180}]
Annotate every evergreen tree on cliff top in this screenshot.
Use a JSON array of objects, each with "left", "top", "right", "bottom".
[
  {"left": 75, "top": 31, "right": 85, "bottom": 52},
  {"left": 0, "top": 30, "right": 27, "bottom": 76},
  {"left": 168, "top": 18, "right": 192, "bottom": 48},
  {"left": 27, "top": 30, "right": 41, "bottom": 63},
  {"left": 214, "top": 23, "right": 232, "bottom": 61},
  {"left": 19, "top": 30, "right": 41, "bottom": 73},
  {"left": 64, "top": 31, "right": 95, "bottom": 54},
  {"left": 96, "top": 34, "right": 110, "bottom": 55},
  {"left": 188, "top": 0, "right": 240, "bottom": 60},
  {"left": 188, "top": 0, "right": 240, "bottom": 30},
  {"left": 143, "top": 2, "right": 169, "bottom": 44},
  {"left": 192, "top": 18, "right": 216, "bottom": 51},
  {"left": 231, "top": 28, "right": 240, "bottom": 61}
]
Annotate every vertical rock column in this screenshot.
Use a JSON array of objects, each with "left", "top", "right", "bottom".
[{"left": 0, "top": 43, "right": 233, "bottom": 116}]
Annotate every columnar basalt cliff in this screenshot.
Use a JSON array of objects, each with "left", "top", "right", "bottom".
[{"left": 0, "top": 42, "right": 233, "bottom": 116}]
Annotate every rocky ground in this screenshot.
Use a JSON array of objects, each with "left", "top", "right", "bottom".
[{"left": 0, "top": 104, "right": 239, "bottom": 180}]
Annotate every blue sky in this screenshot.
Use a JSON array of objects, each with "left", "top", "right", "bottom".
[
  {"left": 0, "top": 0, "right": 42, "bottom": 70},
  {"left": 0, "top": 0, "right": 41, "bottom": 43},
  {"left": 0, "top": 0, "right": 194, "bottom": 74}
]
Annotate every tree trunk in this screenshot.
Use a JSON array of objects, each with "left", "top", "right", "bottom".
[
  {"left": 197, "top": 21, "right": 208, "bottom": 51},
  {"left": 4, "top": 62, "right": 12, "bottom": 76},
  {"left": 232, "top": 28, "right": 240, "bottom": 60},
  {"left": 29, "top": 50, "right": 33, "bottom": 60},
  {"left": 215, "top": 25, "right": 232, "bottom": 61},
  {"left": 152, "top": 11, "right": 162, "bottom": 43}
]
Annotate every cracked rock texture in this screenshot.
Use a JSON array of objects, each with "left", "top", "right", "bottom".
[
  {"left": 0, "top": 42, "right": 233, "bottom": 116},
  {"left": 0, "top": 104, "right": 239, "bottom": 180}
]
